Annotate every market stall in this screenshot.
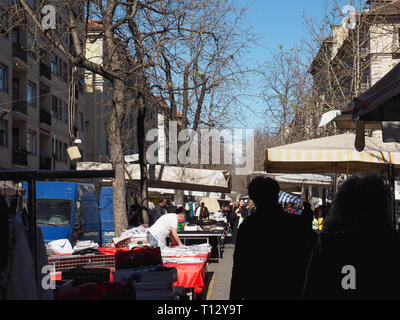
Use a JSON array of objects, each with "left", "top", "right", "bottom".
[
  {"left": 77, "top": 162, "right": 232, "bottom": 193},
  {"left": 177, "top": 231, "right": 225, "bottom": 261},
  {"left": 46, "top": 223, "right": 213, "bottom": 300},
  {"left": 265, "top": 133, "right": 400, "bottom": 175},
  {"left": 265, "top": 133, "right": 400, "bottom": 223},
  {"left": 278, "top": 191, "right": 301, "bottom": 204}
]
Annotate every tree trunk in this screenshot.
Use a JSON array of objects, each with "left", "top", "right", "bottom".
[
  {"left": 109, "top": 79, "right": 128, "bottom": 236},
  {"left": 137, "top": 90, "right": 149, "bottom": 225}
]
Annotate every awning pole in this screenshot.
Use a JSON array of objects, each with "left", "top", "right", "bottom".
[
  {"left": 27, "top": 179, "right": 38, "bottom": 285},
  {"left": 390, "top": 164, "right": 396, "bottom": 229}
]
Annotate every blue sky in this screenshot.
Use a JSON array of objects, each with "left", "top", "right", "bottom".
[{"left": 239, "top": 0, "right": 344, "bottom": 130}]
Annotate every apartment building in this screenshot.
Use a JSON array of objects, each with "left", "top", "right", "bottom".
[
  {"left": 0, "top": 0, "right": 86, "bottom": 170},
  {"left": 310, "top": 0, "right": 400, "bottom": 108}
]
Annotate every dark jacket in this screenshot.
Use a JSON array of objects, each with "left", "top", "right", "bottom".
[
  {"left": 153, "top": 204, "right": 166, "bottom": 222},
  {"left": 230, "top": 206, "right": 249, "bottom": 244},
  {"left": 199, "top": 206, "right": 210, "bottom": 220},
  {"left": 302, "top": 229, "right": 400, "bottom": 300},
  {"left": 230, "top": 204, "right": 311, "bottom": 300}
]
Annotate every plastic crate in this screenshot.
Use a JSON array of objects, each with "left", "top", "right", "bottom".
[
  {"left": 135, "top": 282, "right": 175, "bottom": 300},
  {"left": 112, "top": 267, "right": 177, "bottom": 283},
  {"left": 48, "top": 254, "right": 115, "bottom": 272}
]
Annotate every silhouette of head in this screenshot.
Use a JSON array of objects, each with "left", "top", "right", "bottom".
[
  {"left": 248, "top": 176, "right": 280, "bottom": 208},
  {"left": 323, "top": 174, "right": 392, "bottom": 232}
]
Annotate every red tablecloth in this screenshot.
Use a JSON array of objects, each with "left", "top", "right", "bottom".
[
  {"left": 164, "top": 260, "right": 207, "bottom": 294},
  {"left": 53, "top": 248, "right": 209, "bottom": 294}
]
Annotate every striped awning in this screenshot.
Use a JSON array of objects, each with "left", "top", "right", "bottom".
[
  {"left": 279, "top": 191, "right": 300, "bottom": 204},
  {"left": 265, "top": 133, "right": 400, "bottom": 174}
]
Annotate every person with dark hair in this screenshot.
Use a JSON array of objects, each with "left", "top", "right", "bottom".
[
  {"left": 231, "top": 198, "right": 248, "bottom": 244},
  {"left": 223, "top": 205, "right": 233, "bottom": 235},
  {"left": 128, "top": 203, "right": 143, "bottom": 228},
  {"left": 302, "top": 174, "right": 400, "bottom": 300},
  {"left": 153, "top": 198, "right": 167, "bottom": 222},
  {"left": 230, "top": 176, "right": 309, "bottom": 300},
  {"left": 301, "top": 202, "right": 314, "bottom": 229}
]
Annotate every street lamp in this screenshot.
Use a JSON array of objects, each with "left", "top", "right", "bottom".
[{"left": 74, "top": 131, "right": 82, "bottom": 144}]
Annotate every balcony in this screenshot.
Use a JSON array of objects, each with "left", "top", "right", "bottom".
[
  {"left": 40, "top": 62, "right": 51, "bottom": 81},
  {"left": 40, "top": 109, "right": 52, "bottom": 126},
  {"left": 12, "top": 43, "right": 27, "bottom": 64},
  {"left": 13, "top": 100, "right": 27, "bottom": 115},
  {"left": 39, "top": 155, "right": 52, "bottom": 170},
  {"left": 12, "top": 148, "right": 28, "bottom": 166}
]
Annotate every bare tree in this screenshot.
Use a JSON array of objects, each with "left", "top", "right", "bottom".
[
  {"left": 11, "top": 0, "right": 209, "bottom": 235},
  {"left": 258, "top": 0, "right": 400, "bottom": 147},
  {"left": 147, "top": 0, "right": 255, "bottom": 132}
]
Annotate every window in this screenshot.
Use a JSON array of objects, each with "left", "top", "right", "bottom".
[
  {"left": 36, "top": 199, "right": 72, "bottom": 226},
  {"left": 51, "top": 95, "right": 58, "bottom": 118},
  {"left": 57, "top": 99, "right": 63, "bottom": 121},
  {"left": 54, "top": 138, "right": 59, "bottom": 161},
  {"left": 63, "top": 101, "right": 68, "bottom": 123},
  {"left": 27, "top": 0, "right": 36, "bottom": 9},
  {"left": 63, "top": 143, "right": 68, "bottom": 163},
  {"left": 27, "top": 32, "right": 35, "bottom": 57},
  {"left": 28, "top": 130, "right": 36, "bottom": 155},
  {"left": 51, "top": 54, "right": 58, "bottom": 76},
  {"left": 58, "top": 140, "right": 62, "bottom": 163},
  {"left": 62, "top": 61, "right": 68, "bottom": 82},
  {"left": 0, "top": 119, "right": 7, "bottom": 147},
  {"left": 27, "top": 82, "right": 36, "bottom": 107},
  {"left": 77, "top": 112, "right": 84, "bottom": 133},
  {"left": 12, "top": 29, "right": 19, "bottom": 44},
  {"left": 398, "top": 28, "right": 400, "bottom": 48},
  {"left": 0, "top": 11, "right": 8, "bottom": 38},
  {"left": 0, "top": 64, "right": 8, "bottom": 92}
]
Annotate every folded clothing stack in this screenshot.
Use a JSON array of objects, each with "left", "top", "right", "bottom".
[{"left": 72, "top": 240, "right": 100, "bottom": 255}]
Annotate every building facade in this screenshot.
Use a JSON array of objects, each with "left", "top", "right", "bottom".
[
  {"left": 0, "top": 0, "right": 87, "bottom": 170},
  {"left": 310, "top": 0, "right": 400, "bottom": 109}
]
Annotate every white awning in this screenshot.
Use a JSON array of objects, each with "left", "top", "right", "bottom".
[{"left": 76, "top": 162, "right": 231, "bottom": 193}]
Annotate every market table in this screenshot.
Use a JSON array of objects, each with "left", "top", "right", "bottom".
[
  {"left": 177, "top": 231, "right": 224, "bottom": 261},
  {"left": 164, "top": 256, "right": 208, "bottom": 298},
  {"left": 50, "top": 248, "right": 210, "bottom": 300}
]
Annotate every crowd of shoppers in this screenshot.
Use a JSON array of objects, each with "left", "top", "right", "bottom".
[{"left": 230, "top": 173, "right": 400, "bottom": 300}]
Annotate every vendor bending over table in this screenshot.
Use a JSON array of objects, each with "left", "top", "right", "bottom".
[{"left": 148, "top": 212, "right": 186, "bottom": 247}]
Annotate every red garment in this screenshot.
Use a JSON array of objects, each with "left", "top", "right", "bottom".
[
  {"left": 55, "top": 281, "right": 135, "bottom": 300},
  {"left": 115, "top": 247, "right": 163, "bottom": 270}
]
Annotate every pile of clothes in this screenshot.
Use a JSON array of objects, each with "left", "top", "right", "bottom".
[{"left": 47, "top": 240, "right": 100, "bottom": 256}]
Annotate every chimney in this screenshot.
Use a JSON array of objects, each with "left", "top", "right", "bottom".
[{"left": 331, "top": 25, "right": 348, "bottom": 58}]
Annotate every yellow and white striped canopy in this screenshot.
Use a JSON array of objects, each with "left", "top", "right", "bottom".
[{"left": 265, "top": 133, "right": 400, "bottom": 174}]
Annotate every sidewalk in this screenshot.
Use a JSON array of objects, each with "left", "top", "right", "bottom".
[{"left": 206, "top": 242, "right": 235, "bottom": 300}]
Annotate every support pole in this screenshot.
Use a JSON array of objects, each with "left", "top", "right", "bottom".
[
  {"left": 390, "top": 165, "right": 396, "bottom": 229},
  {"left": 27, "top": 179, "right": 38, "bottom": 284}
]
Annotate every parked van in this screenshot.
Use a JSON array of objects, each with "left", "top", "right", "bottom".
[{"left": 24, "top": 182, "right": 101, "bottom": 245}]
